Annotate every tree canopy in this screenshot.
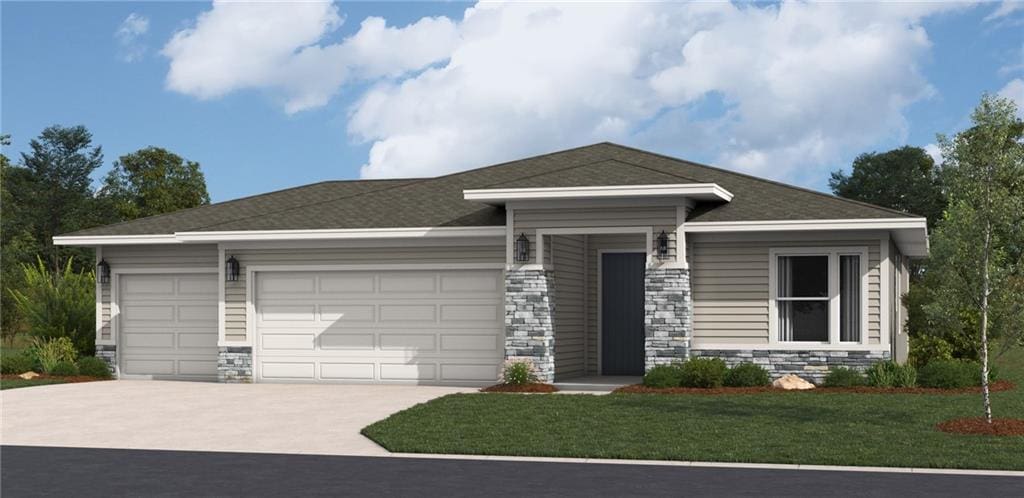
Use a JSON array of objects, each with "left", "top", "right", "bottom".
[
  {"left": 99, "top": 146, "right": 211, "bottom": 221},
  {"left": 829, "top": 146, "right": 946, "bottom": 228}
]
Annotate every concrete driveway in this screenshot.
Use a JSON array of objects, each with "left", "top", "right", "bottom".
[{"left": 0, "top": 380, "right": 471, "bottom": 456}]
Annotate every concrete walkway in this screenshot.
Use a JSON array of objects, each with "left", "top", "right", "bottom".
[{"left": 0, "top": 380, "right": 471, "bottom": 456}]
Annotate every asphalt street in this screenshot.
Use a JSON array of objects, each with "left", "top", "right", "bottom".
[{"left": 2, "top": 445, "right": 1020, "bottom": 497}]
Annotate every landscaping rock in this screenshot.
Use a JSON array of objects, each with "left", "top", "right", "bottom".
[
  {"left": 18, "top": 372, "right": 40, "bottom": 380},
  {"left": 773, "top": 374, "right": 815, "bottom": 390}
]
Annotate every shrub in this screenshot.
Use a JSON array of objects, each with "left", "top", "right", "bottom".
[
  {"left": 724, "top": 363, "right": 771, "bottom": 387},
  {"left": 643, "top": 364, "right": 685, "bottom": 388},
  {"left": 501, "top": 360, "right": 536, "bottom": 385},
  {"left": 865, "top": 361, "right": 917, "bottom": 388},
  {"left": 76, "top": 356, "right": 112, "bottom": 379},
  {"left": 1, "top": 352, "right": 37, "bottom": 374},
  {"left": 680, "top": 358, "right": 728, "bottom": 388},
  {"left": 9, "top": 257, "right": 96, "bottom": 356},
  {"left": 48, "top": 360, "right": 78, "bottom": 376},
  {"left": 917, "top": 360, "right": 993, "bottom": 389},
  {"left": 823, "top": 367, "right": 866, "bottom": 387},
  {"left": 28, "top": 337, "right": 78, "bottom": 373},
  {"left": 908, "top": 335, "right": 954, "bottom": 368}
]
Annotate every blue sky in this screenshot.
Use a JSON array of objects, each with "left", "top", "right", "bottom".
[{"left": 2, "top": 1, "right": 1022, "bottom": 202}]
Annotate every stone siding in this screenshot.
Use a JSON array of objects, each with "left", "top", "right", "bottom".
[
  {"left": 504, "top": 269, "right": 556, "bottom": 383},
  {"left": 644, "top": 267, "right": 692, "bottom": 370},
  {"left": 218, "top": 346, "right": 253, "bottom": 383},
  {"left": 692, "top": 349, "right": 891, "bottom": 384},
  {"left": 96, "top": 345, "right": 117, "bottom": 376}
]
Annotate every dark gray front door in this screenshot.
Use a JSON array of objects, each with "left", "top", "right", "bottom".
[{"left": 601, "top": 252, "right": 646, "bottom": 376}]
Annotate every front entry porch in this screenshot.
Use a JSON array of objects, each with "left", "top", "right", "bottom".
[{"left": 504, "top": 232, "right": 693, "bottom": 384}]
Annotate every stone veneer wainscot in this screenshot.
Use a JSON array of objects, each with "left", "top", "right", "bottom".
[
  {"left": 218, "top": 346, "right": 253, "bottom": 383},
  {"left": 96, "top": 344, "right": 117, "bottom": 375},
  {"left": 504, "top": 269, "right": 556, "bottom": 383},
  {"left": 692, "top": 349, "right": 891, "bottom": 385},
  {"left": 644, "top": 267, "right": 693, "bottom": 370}
]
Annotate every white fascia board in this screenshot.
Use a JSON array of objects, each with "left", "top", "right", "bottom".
[
  {"left": 463, "top": 183, "right": 733, "bottom": 204},
  {"left": 685, "top": 217, "right": 930, "bottom": 257},
  {"left": 53, "top": 234, "right": 178, "bottom": 246},
  {"left": 683, "top": 218, "right": 927, "bottom": 232},
  {"left": 54, "top": 226, "right": 506, "bottom": 246}
]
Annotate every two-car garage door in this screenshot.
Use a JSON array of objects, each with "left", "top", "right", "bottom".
[{"left": 254, "top": 269, "right": 504, "bottom": 385}]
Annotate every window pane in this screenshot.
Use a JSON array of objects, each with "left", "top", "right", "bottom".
[
  {"left": 778, "top": 301, "right": 829, "bottom": 342},
  {"left": 840, "top": 255, "right": 861, "bottom": 342},
  {"left": 777, "top": 256, "right": 828, "bottom": 297}
]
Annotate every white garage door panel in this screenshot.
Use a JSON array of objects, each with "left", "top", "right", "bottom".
[
  {"left": 119, "top": 273, "right": 218, "bottom": 381},
  {"left": 256, "top": 269, "right": 503, "bottom": 385}
]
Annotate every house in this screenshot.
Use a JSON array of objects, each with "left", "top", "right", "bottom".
[{"left": 55, "top": 143, "right": 927, "bottom": 385}]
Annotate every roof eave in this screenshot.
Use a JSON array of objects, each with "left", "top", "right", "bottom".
[{"left": 463, "top": 183, "right": 733, "bottom": 205}]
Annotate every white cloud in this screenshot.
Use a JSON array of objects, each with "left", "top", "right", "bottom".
[
  {"left": 984, "top": 1, "right": 1024, "bottom": 22},
  {"left": 162, "top": 0, "right": 457, "bottom": 113},
  {"left": 116, "top": 13, "right": 150, "bottom": 62},
  {"left": 162, "top": 1, "right": 969, "bottom": 185},
  {"left": 998, "top": 78, "right": 1024, "bottom": 117},
  {"left": 923, "top": 143, "right": 943, "bottom": 165}
]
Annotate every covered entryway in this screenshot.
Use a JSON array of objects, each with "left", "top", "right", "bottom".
[
  {"left": 253, "top": 269, "right": 503, "bottom": 385},
  {"left": 600, "top": 252, "right": 646, "bottom": 376},
  {"left": 118, "top": 273, "right": 219, "bottom": 380}
]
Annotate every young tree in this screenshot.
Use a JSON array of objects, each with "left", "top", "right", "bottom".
[
  {"left": 829, "top": 146, "right": 946, "bottom": 229},
  {"left": 18, "top": 125, "right": 106, "bottom": 271},
  {"left": 99, "top": 146, "right": 210, "bottom": 220},
  {"left": 925, "top": 95, "right": 1024, "bottom": 423}
]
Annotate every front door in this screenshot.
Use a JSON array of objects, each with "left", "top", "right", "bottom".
[{"left": 601, "top": 252, "right": 646, "bottom": 375}]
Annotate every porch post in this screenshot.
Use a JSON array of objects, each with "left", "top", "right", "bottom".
[
  {"left": 644, "top": 267, "right": 692, "bottom": 370},
  {"left": 504, "top": 268, "right": 556, "bottom": 383}
]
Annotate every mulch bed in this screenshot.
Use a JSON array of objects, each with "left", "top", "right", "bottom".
[
  {"left": 481, "top": 383, "right": 559, "bottom": 393},
  {"left": 613, "top": 380, "right": 1016, "bottom": 395},
  {"left": 1, "top": 374, "right": 109, "bottom": 384},
  {"left": 936, "top": 417, "right": 1024, "bottom": 436}
]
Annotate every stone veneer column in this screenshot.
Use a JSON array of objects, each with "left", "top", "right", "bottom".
[
  {"left": 95, "top": 345, "right": 117, "bottom": 376},
  {"left": 504, "top": 269, "right": 556, "bottom": 383},
  {"left": 644, "top": 267, "right": 693, "bottom": 370},
  {"left": 218, "top": 346, "right": 253, "bottom": 383}
]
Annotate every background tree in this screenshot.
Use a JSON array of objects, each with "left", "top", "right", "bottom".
[
  {"left": 17, "top": 125, "right": 107, "bottom": 272},
  {"left": 99, "top": 146, "right": 210, "bottom": 221},
  {"left": 1, "top": 134, "right": 38, "bottom": 343},
  {"left": 829, "top": 146, "right": 946, "bottom": 229},
  {"left": 924, "top": 94, "right": 1024, "bottom": 423}
]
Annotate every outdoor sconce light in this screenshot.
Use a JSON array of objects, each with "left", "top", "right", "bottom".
[
  {"left": 97, "top": 259, "right": 110, "bottom": 284},
  {"left": 225, "top": 255, "right": 240, "bottom": 282},
  {"left": 514, "top": 233, "right": 530, "bottom": 263},
  {"left": 656, "top": 230, "right": 669, "bottom": 260}
]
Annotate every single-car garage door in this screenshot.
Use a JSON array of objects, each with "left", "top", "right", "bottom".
[
  {"left": 118, "top": 273, "right": 219, "bottom": 380},
  {"left": 254, "top": 269, "right": 503, "bottom": 385}
]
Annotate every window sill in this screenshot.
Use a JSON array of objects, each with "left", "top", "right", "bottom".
[{"left": 693, "top": 343, "right": 889, "bottom": 352}]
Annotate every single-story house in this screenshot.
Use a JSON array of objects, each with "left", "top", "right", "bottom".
[{"left": 55, "top": 143, "right": 927, "bottom": 385}]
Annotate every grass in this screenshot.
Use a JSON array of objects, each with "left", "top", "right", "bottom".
[
  {"left": 363, "top": 348, "right": 1024, "bottom": 470},
  {"left": 1, "top": 377, "right": 69, "bottom": 390}
]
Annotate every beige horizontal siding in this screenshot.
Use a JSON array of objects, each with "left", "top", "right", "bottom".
[
  {"left": 514, "top": 206, "right": 677, "bottom": 264},
  {"left": 690, "top": 233, "right": 883, "bottom": 347},
  {"left": 552, "top": 235, "right": 585, "bottom": 379},
  {"left": 99, "top": 244, "right": 219, "bottom": 343},
  {"left": 226, "top": 245, "right": 505, "bottom": 343}
]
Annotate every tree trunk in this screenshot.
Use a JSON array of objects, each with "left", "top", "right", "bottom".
[{"left": 980, "top": 223, "right": 993, "bottom": 424}]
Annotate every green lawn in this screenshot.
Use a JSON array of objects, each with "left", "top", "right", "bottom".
[
  {"left": 1, "top": 378, "right": 69, "bottom": 390},
  {"left": 363, "top": 349, "right": 1024, "bottom": 470}
]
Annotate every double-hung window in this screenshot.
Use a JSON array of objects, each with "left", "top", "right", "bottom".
[{"left": 770, "top": 248, "right": 868, "bottom": 345}]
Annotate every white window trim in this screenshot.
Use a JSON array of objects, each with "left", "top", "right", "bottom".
[{"left": 768, "top": 247, "right": 869, "bottom": 347}]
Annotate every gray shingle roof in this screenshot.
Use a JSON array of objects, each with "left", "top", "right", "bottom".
[{"left": 62, "top": 143, "right": 915, "bottom": 237}]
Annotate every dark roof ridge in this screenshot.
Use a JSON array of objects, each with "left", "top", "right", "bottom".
[
  {"left": 603, "top": 142, "right": 920, "bottom": 219},
  {"left": 429, "top": 142, "right": 610, "bottom": 182},
  {"left": 474, "top": 158, "right": 695, "bottom": 189}
]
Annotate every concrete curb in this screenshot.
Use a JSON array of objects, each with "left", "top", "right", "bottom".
[{"left": 384, "top": 452, "right": 1024, "bottom": 477}]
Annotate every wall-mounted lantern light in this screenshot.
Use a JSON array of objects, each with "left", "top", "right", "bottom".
[
  {"left": 656, "top": 231, "right": 669, "bottom": 260},
  {"left": 514, "top": 233, "right": 530, "bottom": 263},
  {"left": 97, "top": 259, "right": 110, "bottom": 284},
  {"left": 226, "top": 255, "right": 240, "bottom": 282}
]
